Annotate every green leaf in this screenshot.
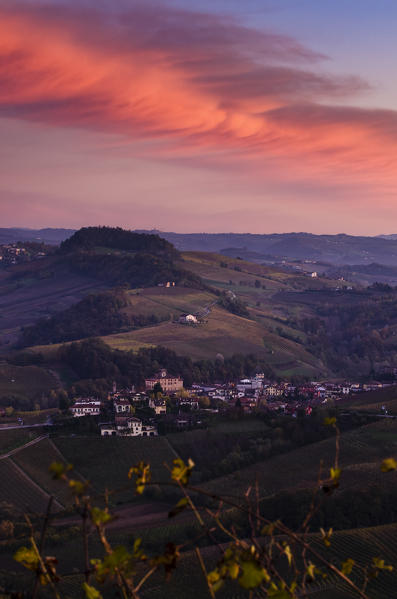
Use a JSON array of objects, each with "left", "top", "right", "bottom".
[
  {"left": 372, "top": 557, "right": 393, "bottom": 572},
  {"left": 320, "top": 527, "right": 333, "bottom": 547},
  {"left": 208, "top": 569, "right": 224, "bottom": 592},
  {"left": 238, "top": 559, "right": 269, "bottom": 589},
  {"left": 128, "top": 461, "right": 151, "bottom": 495},
  {"left": 49, "top": 461, "right": 72, "bottom": 480},
  {"left": 132, "top": 538, "right": 146, "bottom": 561},
  {"left": 268, "top": 582, "right": 293, "bottom": 598},
  {"left": 92, "top": 546, "right": 133, "bottom": 583},
  {"left": 330, "top": 467, "right": 341, "bottom": 483},
  {"left": 69, "top": 479, "right": 86, "bottom": 496},
  {"left": 83, "top": 583, "right": 103, "bottom": 599},
  {"left": 171, "top": 458, "right": 195, "bottom": 486},
  {"left": 14, "top": 546, "right": 39, "bottom": 573},
  {"left": 91, "top": 507, "right": 114, "bottom": 526},
  {"left": 341, "top": 558, "right": 355, "bottom": 575},
  {"left": 381, "top": 458, "right": 397, "bottom": 472},
  {"left": 283, "top": 544, "right": 292, "bottom": 567},
  {"left": 168, "top": 497, "right": 189, "bottom": 518}
]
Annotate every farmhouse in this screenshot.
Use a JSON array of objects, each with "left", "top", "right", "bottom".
[
  {"left": 178, "top": 313, "right": 198, "bottom": 324},
  {"left": 145, "top": 368, "right": 183, "bottom": 393},
  {"left": 71, "top": 398, "right": 102, "bottom": 417}
]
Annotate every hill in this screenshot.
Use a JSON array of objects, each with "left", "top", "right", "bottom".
[{"left": 139, "top": 230, "right": 397, "bottom": 267}]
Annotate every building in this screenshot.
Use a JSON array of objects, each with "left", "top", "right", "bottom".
[
  {"left": 145, "top": 369, "right": 183, "bottom": 393},
  {"left": 149, "top": 398, "right": 167, "bottom": 415},
  {"left": 101, "top": 424, "right": 117, "bottom": 436},
  {"left": 179, "top": 313, "right": 198, "bottom": 324},
  {"left": 71, "top": 398, "right": 102, "bottom": 417},
  {"left": 114, "top": 398, "right": 131, "bottom": 413},
  {"left": 102, "top": 417, "right": 157, "bottom": 437}
]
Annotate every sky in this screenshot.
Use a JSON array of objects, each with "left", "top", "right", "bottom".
[{"left": 1, "top": 0, "right": 397, "bottom": 234}]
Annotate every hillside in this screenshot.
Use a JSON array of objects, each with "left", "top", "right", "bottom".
[
  {"left": 2, "top": 415, "right": 397, "bottom": 597},
  {"left": 5, "top": 228, "right": 397, "bottom": 385}
]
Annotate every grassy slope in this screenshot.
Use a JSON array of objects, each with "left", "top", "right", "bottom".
[
  {"left": 101, "top": 255, "right": 329, "bottom": 376},
  {"left": 0, "top": 363, "right": 58, "bottom": 400},
  {"left": 0, "top": 256, "right": 108, "bottom": 346}
]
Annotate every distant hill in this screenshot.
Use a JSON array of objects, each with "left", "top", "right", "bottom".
[
  {"left": 5, "top": 228, "right": 397, "bottom": 267},
  {"left": 0, "top": 227, "right": 74, "bottom": 245},
  {"left": 141, "top": 231, "right": 397, "bottom": 267}
]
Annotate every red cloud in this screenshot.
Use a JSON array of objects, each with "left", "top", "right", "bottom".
[{"left": 0, "top": 0, "right": 396, "bottom": 191}]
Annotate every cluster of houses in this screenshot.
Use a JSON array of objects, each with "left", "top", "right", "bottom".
[
  {"left": 0, "top": 243, "right": 47, "bottom": 266},
  {"left": 68, "top": 367, "right": 394, "bottom": 435}
]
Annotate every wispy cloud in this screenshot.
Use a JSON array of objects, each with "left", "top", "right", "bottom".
[{"left": 0, "top": 0, "right": 396, "bottom": 193}]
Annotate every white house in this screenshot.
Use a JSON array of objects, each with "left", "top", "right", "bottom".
[
  {"left": 71, "top": 398, "right": 102, "bottom": 417},
  {"left": 179, "top": 313, "right": 198, "bottom": 324},
  {"left": 114, "top": 398, "right": 131, "bottom": 413},
  {"left": 149, "top": 398, "right": 167, "bottom": 415}
]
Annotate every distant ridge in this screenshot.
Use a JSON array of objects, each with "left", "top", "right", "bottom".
[
  {"left": 4, "top": 228, "right": 397, "bottom": 266},
  {"left": 0, "top": 227, "right": 75, "bottom": 245}
]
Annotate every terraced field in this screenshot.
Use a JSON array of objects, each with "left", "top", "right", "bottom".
[
  {"left": 12, "top": 437, "right": 81, "bottom": 508},
  {"left": 0, "top": 458, "right": 55, "bottom": 514},
  {"left": 53, "top": 436, "right": 179, "bottom": 504}
]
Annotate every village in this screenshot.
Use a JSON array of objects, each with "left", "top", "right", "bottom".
[{"left": 68, "top": 367, "right": 394, "bottom": 438}]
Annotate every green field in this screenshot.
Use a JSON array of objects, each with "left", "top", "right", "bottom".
[{"left": 104, "top": 304, "right": 324, "bottom": 376}]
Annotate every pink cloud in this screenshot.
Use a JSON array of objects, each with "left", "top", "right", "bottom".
[{"left": 0, "top": 0, "right": 396, "bottom": 196}]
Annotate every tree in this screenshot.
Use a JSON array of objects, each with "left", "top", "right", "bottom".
[{"left": 152, "top": 382, "right": 164, "bottom": 395}]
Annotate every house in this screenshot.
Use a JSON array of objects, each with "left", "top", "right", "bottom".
[
  {"left": 71, "top": 398, "right": 102, "bottom": 417},
  {"left": 114, "top": 398, "right": 131, "bottom": 413},
  {"left": 101, "top": 419, "right": 157, "bottom": 437},
  {"left": 149, "top": 398, "right": 167, "bottom": 415},
  {"left": 142, "top": 424, "right": 157, "bottom": 437},
  {"left": 101, "top": 425, "right": 118, "bottom": 436},
  {"left": 125, "top": 417, "right": 143, "bottom": 436},
  {"left": 145, "top": 369, "right": 183, "bottom": 393},
  {"left": 179, "top": 313, "right": 198, "bottom": 324}
]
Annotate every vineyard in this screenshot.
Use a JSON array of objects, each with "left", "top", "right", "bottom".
[
  {"left": 52, "top": 436, "right": 179, "bottom": 504},
  {"left": 201, "top": 419, "right": 397, "bottom": 501},
  {"left": 12, "top": 437, "right": 81, "bottom": 508},
  {"left": 0, "top": 458, "right": 54, "bottom": 514}
]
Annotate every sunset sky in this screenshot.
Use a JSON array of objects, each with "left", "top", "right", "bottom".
[{"left": 1, "top": 0, "right": 397, "bottom": 234}]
